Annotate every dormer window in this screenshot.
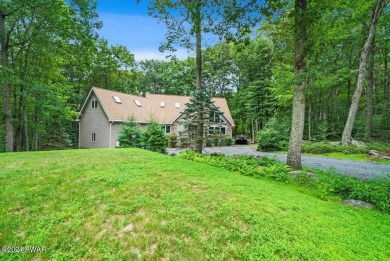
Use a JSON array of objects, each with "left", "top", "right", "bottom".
[
  {"left": 160, "top": 101, "right": 165, "bottom": 108},
  {"left": 175, "top": 102, "right": 180, "bottom": 108},
  {"left": 91, "top": 100, "right": 98, "bottom": 109},
  {"left": 134, "top": 99, "right": 142, "bottom": 107},
  {"left": 113, "top": 96, "right": 122, "bottom": 104}
]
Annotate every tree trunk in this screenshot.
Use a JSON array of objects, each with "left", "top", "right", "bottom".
[
  {"left": 365, "top": 37, "right": 375, "bottom": 140},
  {"left": 384, "top": 47, "right": 389, "bottom": 103},
  {"left": 32, "top": 105, "right": 39, "bottom": 151},
  {"left": 195, "top": 1, "right": 203, "bottom": 154},
  {"left": 308, "top": 102, "right": 312, "bottom": 141},
  {"left": 287, "top": 0, "right": 307, "bottom": 170},
  {"left": 22, "top": 103, "right": 29, "bottom": 151},
  {"left": 0, "top": 10, "right": 14, "bottom": 152},
  {"left": 342, "top": 0, "right": 386, "bottom": 145}
]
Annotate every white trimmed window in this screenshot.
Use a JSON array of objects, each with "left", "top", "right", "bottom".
[
  {"left": 161, "top": 125, "right": 171, "bottom": 134},
  {"left": 209, "top": 127, "right": 226, "bottom": 135},
  {"left": 91, "top": 132, "right": 96, "bottom": 142},
  {"left": 91, "top": 100, "right": 98, "bottom": 109}
]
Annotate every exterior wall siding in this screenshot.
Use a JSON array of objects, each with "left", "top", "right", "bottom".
[{"left": 79, "top": 93, "right": 111, "bottom": 148}]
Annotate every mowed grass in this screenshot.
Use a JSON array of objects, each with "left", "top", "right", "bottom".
[{"left": 0, "top": 149, "right": 389, "bottom": 260}]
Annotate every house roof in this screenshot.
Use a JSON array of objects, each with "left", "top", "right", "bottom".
[{"left": 79, "top": 87, "right": 235, "bottom": 125}]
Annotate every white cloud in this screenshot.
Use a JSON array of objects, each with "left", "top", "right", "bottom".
[
  {"left": 98, "top": 13, "right": 194, "bottom": 62},
  {"left": 133, "top": 48, "right": 191, "bottom": 62}
]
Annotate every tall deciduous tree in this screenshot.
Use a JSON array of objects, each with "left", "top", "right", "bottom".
[
  {"left": 341, "top": 0, "right": 387, "bottom": 145},
  {"left": 287, "top": 0, "right": 308, "bottom": 169},
  {"left": 142, "top": 0, "right": 259, "bottom": 153},
  {"left": 1, "top": 0, "right": 100, "bottom": 152}
]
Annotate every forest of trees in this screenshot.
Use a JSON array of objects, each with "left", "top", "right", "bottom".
[{"left": 1, "top": 1, "right": 389, "bottom": 164}]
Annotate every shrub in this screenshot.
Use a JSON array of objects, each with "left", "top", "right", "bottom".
[
  {"left": 256, "top": 129, "right": 283, "bottom": 151},
  {"left": 179, "top": 136, "right": 189, "bottom": 148},
  {"left": 212, "top": 135, "right": 220, "bottom": 146},
  {"left": 205, "top": 138, "right": 213, "bottom": 147},
  {"left": 179, "top": 151, "right": 290, "bottom": 182},
  {"left": 168, "top": 134, "right": 177, "bottom": 148},
  {"left": 317, "top": 169, "right": 390, "bottom": 212},
  {"left": 141, "top": 122, "right": 167, "bottom": 153},
  {"left": 219, "top": 135, "right": 227, "bottom": 146},
  {"left": 301, "top": 142, "right": 369, "bottom": 154},
  {"left": 118, "top": 118, "right": 143, "bottom": 148},
  {"left": 225, "top": 136, "right": 234, "bottom": 146}
]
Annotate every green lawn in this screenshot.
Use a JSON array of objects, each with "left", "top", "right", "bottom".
[{"left": 0, "top": 149, "right": 389, "bottom": 260}]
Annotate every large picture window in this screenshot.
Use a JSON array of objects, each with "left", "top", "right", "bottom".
[{"left": 209, "top": 126, "right": 226, "bottom": 135}]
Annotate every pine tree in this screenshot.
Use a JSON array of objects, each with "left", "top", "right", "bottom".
[{"left": 179, "top": 89, "right": 224, "bottom": 152}]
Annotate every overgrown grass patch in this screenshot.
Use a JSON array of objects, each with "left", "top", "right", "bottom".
[
  {"left": 0, "top": 149, "right": 389, "bottom": 260},
  {"left": 301, "top": 141, "right": 390, "bottom": 163},
  {"left": 302, "top": 141, "right": 390, "bottom": 154}
]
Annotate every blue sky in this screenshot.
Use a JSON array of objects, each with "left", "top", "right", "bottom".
[{"left": 96, "top": 0, "right": 189, "bottom": 61}]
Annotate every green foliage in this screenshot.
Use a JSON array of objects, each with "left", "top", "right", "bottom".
[
  {"left": 311, "top": 121, "right": 328, "bottom": 141},
  {"left": 179, "top": 136, "right": 189, "bottom": 148},
  {"left": 118, "top": 119, "right": 143, "bottom": 148},
  {"left": 205, "top": 138, "right": 213, "bottom": 147},
  {"left": 141, "top": 122, "right": 168, "bottom": 153},
  {"left": 301, "top": 142, "right": 368, "bottom": 154},
  {"left": 180, "top": 88, "right": 225, "bottom": 151},
  {"left": 255, "top": 118, "right": 290, "bottom": 152},
  {"left": 230, "top": 36, "right": 276, "bottom": 137},
  {"left": 168, "top": 134, "right": 178, "bottom": 148},
  {"left": 179, "top": 151, "right": 390, "bottom": 212},
  {"left": 256, "top": 129, "right": 283, "bottom": 151},
  {"left": 137, "top": 59, "right": 195, "bottom": 95},
  {"left": 212, "top": 135, "right": 221, "bottom": 146},
  {"left": 179, "top": 151, "right": 290, "bottom": 182},
  {"left": 317, "top": 169, "right": 390, "bottom": 212},
  {"left": 225, "top": 136, "right": 234, "bottom": 146}
]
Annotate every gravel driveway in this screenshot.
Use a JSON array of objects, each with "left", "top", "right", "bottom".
[{"left": 168, "top": 145, "right": 390, "bottom": 179}]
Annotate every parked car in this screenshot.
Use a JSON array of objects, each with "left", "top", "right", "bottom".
[{"left": 235, "top": 135, "right": 249, "bottom": 145}]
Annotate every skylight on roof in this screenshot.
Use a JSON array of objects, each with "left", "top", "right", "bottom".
[
  {"left": 113, "top": 96, "right": 122, "bottom": 104},
  {"left": 175, "top": 102, "right": 180, "bottom": 108},
  {"left": 160, "top": 101, "right": 165, "bottom": 108},
  {"left": 134, "top": 99, "right": 142, "bottom": 107}
]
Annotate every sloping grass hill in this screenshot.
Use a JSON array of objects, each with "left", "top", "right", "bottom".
[{"left": 0, "top": 149, "right": 389, "bottom": 260}]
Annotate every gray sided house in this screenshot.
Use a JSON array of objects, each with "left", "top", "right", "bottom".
[{"left": 76, "top": 87, "right": 235, "bottom": 148}]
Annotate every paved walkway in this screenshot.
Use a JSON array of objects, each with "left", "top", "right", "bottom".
[{"left": 168, "top": 146, "right": 390, "bottom": 179}]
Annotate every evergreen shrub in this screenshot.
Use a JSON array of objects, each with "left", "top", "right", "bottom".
[
  {"left": 168, "top": 134, "right": 177, "bottom": 148},
  {"left": 205, "top": 138, "right": 213, "bottom": 147},
  {"left": 118, "top": 119, "right": 143, "bottom": 148},
  {"left": 142, "top": 122, "right": 168, "bottom": 153},
  {"left": 179, "top": 136, "right": 189, "bottom": 148}
]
